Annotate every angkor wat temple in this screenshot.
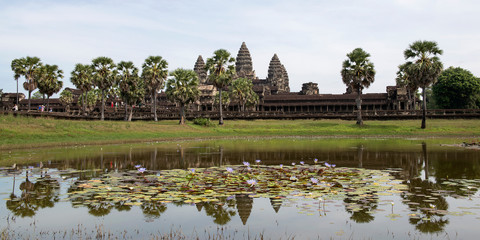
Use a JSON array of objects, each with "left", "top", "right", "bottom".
[
  {"left": 189, "top": 42, "right": 411, "bottom": 114},
  {"left": 6, "top": 42, "right": 478, "bottom": 120}
]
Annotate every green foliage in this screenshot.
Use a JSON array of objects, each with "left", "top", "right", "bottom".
[
  {"left": 142, "top": 56, "right": 168, "bottom": 93},
  {"left": 206, "top": 49, "right": 236, "bottom": 125},
  {"left": 11, "top": 56, "right": 42, "bottom": 92},
  {"left": 230, "top": 78, "right": 258, "bottom": 111},
  {"left": 205, "top": 49, "right": 236, "bottom": 89},
  {"left": 91, "top": 57, "right": 116, "bottom": 120},
  {"left": 141, "top": 56, "right": 169, "bottom": 121},
  {"left": 166, "top": 68, "right": 200, "bottom": 124},
  {"left": 117, "top": 61, "right": 145, "bottom": 121},
  {"left": 404, "top": 41, "right": 443, "bottom": 89},
  {"left": 78, "top": 89, "right": 100, "bottom": 113},
  {"left": 36, "top": 64, "right": 64, "bottom": 100},
  {"left": 193, "top": 118, "right": 213, "bottom": 127},
  {"left": 11, "top": 56, "right": 43, "bottom": 110},
  {"left": 432, "top": 67, "right": 480, "bottom": 109},
  {"left": 71, "top": 63, "right": 94, "bottom": 92},
  {"left": 214, "top": 91, "right": 230, "bottom": 110},
  {"left": 403, "top": 40, "right": 443, "bottom": 129},
  {"left": 59, "top": 89, "right": 74, "bottom": 106},
  {"left": 341, "top": 48, "right": 376, "bottom": 92},
  {"left": 117, "top": 61, "right": 144, "bottom": 106},
  {"left": 341, "top": 48, "right": 375, "bottom": 125},
  {"left": 31, "top": 91, "right": 43, "bottom": 99}
]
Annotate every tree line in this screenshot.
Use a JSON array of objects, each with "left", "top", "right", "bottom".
[
  {"left": 10, "top": 49, "right": 258, "bottom": 125},
  {"left": 10, "top": 41, "right": 480, "bottom": 128},
  {"left": 342, "top": 40, "right": 479, "bottom": 129}
]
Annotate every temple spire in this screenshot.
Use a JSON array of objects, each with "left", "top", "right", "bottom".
[
  {"left": 194, "top": 55, "right": 207, "bottom": 84},
  {"left": 267, "top": 54, "right": 290, "bottom": 93},
  {"left": 235, "top": 42, "right": 255, "bottom": 79}
]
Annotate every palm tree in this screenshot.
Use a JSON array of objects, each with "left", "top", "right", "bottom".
[
  {"left": 11, "top": 56, "right": 42, "bottom": 111},
  {"left": 205, "top": 49, "right": 236, "bottom": 125},
  {"left": 71, "top": 63, "right": 94, "bottom": 115},
  {"left": 36, "top": 64, "right": 64, "bottom": 111},
  {"left": 141, "top": 56, "right": 168, "bottom": 121},
  {"left": 341, "top": 48, "right": 376, "bottom": 125},
  {"left": 403, "top": 40, "right": 443, "bottom": 129},
  {"left": 117, "top": 61, "right": 145, "bottom": 121},
  {"left": 230, "top": 78, "right": 258, "bottom": 112},
  {"left": 92, "top": 57, "right": 116, "bottom": 121},
  {"left": 396, "top": 62, "right": 417, "bottom": 110},
  {"left": 165, "top": 68, "right": 200, "bottom": 125}
]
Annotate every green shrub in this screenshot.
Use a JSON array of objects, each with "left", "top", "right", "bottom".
[{"left": 193, "top": 118, "right": 213, "bottom": 127}]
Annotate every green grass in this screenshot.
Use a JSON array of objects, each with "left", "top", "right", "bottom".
[{"left": 1, "top": 115, "right": 479, "bottom": 149}]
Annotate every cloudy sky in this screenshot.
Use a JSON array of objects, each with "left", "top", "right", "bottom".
[{"left": 1, "top": 0, "right": 479, "bottom": 95}]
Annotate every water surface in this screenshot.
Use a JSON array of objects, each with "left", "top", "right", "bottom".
[{"left": 1, "top": 138, "right": 479, "bottom": 239}]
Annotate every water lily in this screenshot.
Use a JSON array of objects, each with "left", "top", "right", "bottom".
[
  {"left": 310, "top": 177, "right": 319, "bottom": 185},
  {"left": 134, "top": 165, "right": 142, "bottom": 168},
  {"left": 300, "top": 161, "right": 305, "bottom": 165},
  {"left": 138, "top": 168, "right": 146, "bottom": 173},
  {"left": 325, "top": 162, "right": 336, "bottom": 168},
  {"left": 290, "top": 176, "right": 298, "bottom": 181},
  {"left": 292, "top": 162, "right": 296, "bottom": 166},
  {"left": 255, "top": 160, "right": 261, "bottom": 164},
  {"left": 314, "top": 158, "right": 318, "bottom": 164},
  {"left": 190, "top": 168, "right": 196, "bottom": 174},
  {"left": 247, "top": 179, "right": 257, "bottom": 187},
  {"left": 279, "top": 164, "right": 283, "bottom": 169},
  {"left": 226, "top": 167, "right": 233, "bottom": 173},
  {"left": 243, "top": 161, "right": 250, "bottom": 167}
]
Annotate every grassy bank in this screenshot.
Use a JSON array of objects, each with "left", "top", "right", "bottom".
[{"left": 1, "top": 115, "right": 479, "bottom": 149}]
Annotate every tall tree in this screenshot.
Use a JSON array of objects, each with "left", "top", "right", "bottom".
[
  {"left": 205, "top": 49, "right": 236, "bottom": 125},
  {"left": 11, "top": 57, "right": 42, "bottom": 111},
  {"left": 230, "top": 78, "right": 258, "bottom": 112},
  {"left": 71, "top": 63, "right": 94, "bottom": 115},
  {"left": 403, "top": 40, "right": 443, "bottom": 129},
  {"left": 141, "top": 56, "right": 168, "bottom": 121},
  {"left": 92, "top": 57, "right": 116, "bottom": 121},
  {"left": 341, "top": 48, "right": 376, "bottom": 125},
  {"left": 36, "top": 64, "right": 64, "bottom": 111},
  {"left": 117, "top": 61, "right": 145, "bottom": 121},
  {"left": 165, "top": 68, "right": 200, "bottom": 125},
  {"left": 433, "top": 66, "right": 480, "bottom": 109}
]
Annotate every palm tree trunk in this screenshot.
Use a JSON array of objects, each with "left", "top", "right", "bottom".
[
  {"left": 153, "top": 91, "right": 158, "bottom": 122},
  {"left": 101, "top": 91, "right": 105, "bottom": 121},
  {"left": 421, "top": 87, "right": 427, "bottom": 129},
  {"left": 128, "top": 105, "right": 133, "bottom": 122},
  {"left": 28, "top": 90, "right": 32, "bottom": 112},
  {"left": 356, "top": 89, "right": 363, "bottom": 125},
  {"left": 16, "top": 79, "right": 19, "bottom": 105},
  {"left": 179, "top": 103, "right": 185, "bottom": 125},
  {"left": 82, "top": 90, "right": 86, "bottom": 116},
  {"left": 219, "top": 89, "right": 224, "bottom": 125},
  {"left": 124, "top": 103, "right": 128, "bottom": 121},
  {"left": 47, "top": 96, "right": 50, "bottom": 112}
]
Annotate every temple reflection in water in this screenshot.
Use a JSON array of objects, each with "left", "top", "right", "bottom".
[{"left": 2, "top": 140, "right": 480, "bottom": 233}]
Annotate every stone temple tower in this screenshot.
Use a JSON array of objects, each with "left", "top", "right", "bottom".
[
  {"left": 267, "top": 54, "right": 290, "bottom": 93},
  {"left": 194, "top": 55, "right": 208, "bottom": 85},
  {"left": 235, "top": 42, "right": 256, "bottom": 80}
]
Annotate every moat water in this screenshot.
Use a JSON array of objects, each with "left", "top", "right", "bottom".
[{"left": 1, "top": 138, "right": 479, "bottom": 239}]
